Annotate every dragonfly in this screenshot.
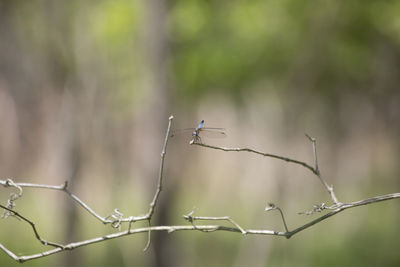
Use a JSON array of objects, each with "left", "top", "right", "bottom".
[{"left": 171, "top": 120, "right": 226, "bottom": 143}]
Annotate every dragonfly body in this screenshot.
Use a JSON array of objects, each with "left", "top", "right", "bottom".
[
  {"left": 192, "top": 120, "right": 205, "bottom": 139},
  {"left": 171, "top": 120, "right": 226, "bottom": 143}
]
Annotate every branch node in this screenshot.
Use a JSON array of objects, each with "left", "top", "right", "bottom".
[
  {"left": 127, "top": 216, "right": 136, "bottom": 232},
  {"left": 62, "top": 181, "right": 68, "bottom": 190}
]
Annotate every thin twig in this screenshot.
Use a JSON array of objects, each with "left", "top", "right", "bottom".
[
  {"left": 305, "top": 134, "right": 340, "bottom": 205},
  {"left": 286, "top": 192, "right": 400, "bottom": 238},
  {"left": 191, "top": 142, "right": 317, "bottom": 174},
  {"left": 305, "top": 134, "right": 319, "bottom": 174},
  {"left": 0, "top": 180, "right": 118, "bottom": 224},
  {"left": 144, "top": 115, "right": 174, "bottom": 219},
  {"left": 192, "top": 140, "right": 341, "bottom": 205},
  {"left": 141, "top": 115, "right": 174, "bottom": 250},
  {"left": 265, "top": 203, "right": 289, "bottom": 232},
  {"left": 183, "top": 210, "right": 246, "bottom": 234},
  {"left": 143, "top": 219, "right": 152, "bottom": 252},
  {"left": 0, "top": 243, "right": 21, "bottom": 263},
  {"left": 0, "top": 204, "right": 64, "bottom": 249}
]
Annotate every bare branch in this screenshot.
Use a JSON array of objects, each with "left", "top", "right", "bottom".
[
  {"left": 183, "top": 209, "right": 247, "bottom": 234},
  {"left": 0, "top": 244, "right": 21, "bottom": 263},
  {"left": 287, "top": 192, "right": 400, "bottom": 238},
  {"left": 0, "top": 224, "right": 281, "bottom": 262},
  {"left": 0, "top": 192, "right": 399, "bottom": 262},
  {"left": 141, "top": 115, "right": 174, "bottom": 250},
  {"left": 191, "top": 140, "right": 342, "bottom": 205},
  {"left": 143, "top": 220, "right": 152, "bottom": 252},
  {"left": 304, "top": 134, "right": 340, "bottom": 204},
  {"left": 265, "top": 203, "right": 289, "bottom": 232},
  {"left": 144, "top": 115, "right": 174, "bottom": 219},
  {"left": 191, "top": 142, "right": 317, "bottom": 174},
  {"left": 0, "top": 179, "right": 124, "bottom": 224},
  {"left": 305, "top": 134, "right": 319, "bottom": 174},
  {"left": 0, "top": 204, "right": 64, "bottom": 249}
]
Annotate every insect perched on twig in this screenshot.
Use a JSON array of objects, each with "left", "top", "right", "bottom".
[{"left": 170, "top": 120, "right": 226, "bottom": 143}]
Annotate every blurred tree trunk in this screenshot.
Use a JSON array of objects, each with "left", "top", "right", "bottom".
[
  {"left": 40, "top": 2, "right": 83, "bottom": 266},
  {"left": 138, "top": 0, "right": 174, "bottom": 266}
]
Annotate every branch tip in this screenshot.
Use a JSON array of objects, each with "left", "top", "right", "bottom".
[
  {"left": 305, "top": 133, "right": 315, "bottom": 142},
  {"left": 265, "top": 203, "right": 276, "bottom": 211}
]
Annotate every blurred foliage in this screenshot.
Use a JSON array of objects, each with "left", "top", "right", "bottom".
[{"left": 168, "top": 0, "right": 400, "bottom": 102}]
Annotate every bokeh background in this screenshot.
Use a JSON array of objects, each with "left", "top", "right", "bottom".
[{"left": 1, "top": 0, "right": 400, "bottom": 266}]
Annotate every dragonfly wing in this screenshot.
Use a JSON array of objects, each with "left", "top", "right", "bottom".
[
  {"left": 198, "top": 128, "right": 227, "bottom": 138},
  {"left": 170, "top": 128, "right": 195, "bottom": 137}
]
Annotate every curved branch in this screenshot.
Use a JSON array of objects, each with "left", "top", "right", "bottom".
[{"left": 191, "top": 142, "right": 317, "bottom": 174}]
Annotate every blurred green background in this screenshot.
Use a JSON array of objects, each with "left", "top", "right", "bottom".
[{"left": 1, "top": 0, "right": 400, "bottom": 266}]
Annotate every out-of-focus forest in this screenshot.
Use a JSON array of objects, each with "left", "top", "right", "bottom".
[{"left": 1, "top": 0, "right": 400, "bottom": 266}]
